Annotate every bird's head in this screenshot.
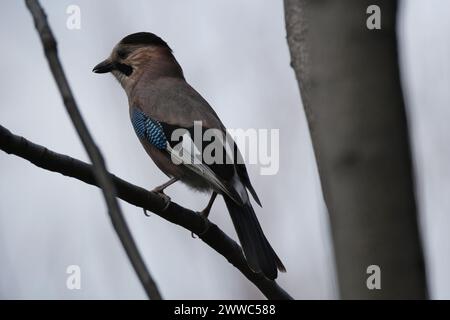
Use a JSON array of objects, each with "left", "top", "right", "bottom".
[{"left": 93, "top": 32, "right": 183, "bottom": 91}]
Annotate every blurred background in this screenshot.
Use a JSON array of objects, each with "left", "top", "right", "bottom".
[{"left": 0, "top": 0, "right": 448, "bottom": 299}]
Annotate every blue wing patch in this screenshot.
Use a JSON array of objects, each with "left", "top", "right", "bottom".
[{"left": 131, "top": 108, "right": 167, "bottom": 150}]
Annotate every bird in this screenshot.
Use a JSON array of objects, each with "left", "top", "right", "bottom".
[{"left": 93, "top": 32, "right": 285, "bottom": 280}]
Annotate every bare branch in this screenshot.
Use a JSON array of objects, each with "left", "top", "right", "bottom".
[
  {"left": 24, "top": 0, "right": 162, "bottom": 299},
  {"left": 0, "top": 125, "right": 293, "bottom": 300}
]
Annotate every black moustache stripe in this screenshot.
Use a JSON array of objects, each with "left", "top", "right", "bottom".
[{"left": 115, "top": 63, "right": 133, "bottom": 76}]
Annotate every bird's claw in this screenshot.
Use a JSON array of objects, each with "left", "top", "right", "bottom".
[
  {"left": 199, "top": 208, "right": 210, "bottom": 219},
  {"left": 150, "top": 185, "right": 172, "bottom": 211},
  {"left": 190, "top": 211, "right": 210, "bottom": 238},
  {"left": 157, "top": 192, "right": 171, "bottom": 211},
  {"left": 151, "top": 185, "right": 165, "bottom": 194},
  {"left": 143, "top": 208, "right": 151, "bottom": 217}
]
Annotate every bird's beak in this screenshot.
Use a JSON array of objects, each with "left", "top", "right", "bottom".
[{"left": 92, "top": 59, "right": 114, "bottom": 74}]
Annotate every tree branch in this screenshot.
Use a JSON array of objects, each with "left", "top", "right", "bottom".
[
  {"left": 0, "top": 125, "right": 293, "bottom": 300},
  {"left": 24, "top": 0, "right": 162, "bottom": 299}
]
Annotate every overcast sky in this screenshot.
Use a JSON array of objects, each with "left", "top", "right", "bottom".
[{"left": 0, "top": 0, "right": 449, "bottom": 299}]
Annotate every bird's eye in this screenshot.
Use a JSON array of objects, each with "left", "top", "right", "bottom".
[{"left": 117, "top": 49, "right": 128, "bottom": 59}]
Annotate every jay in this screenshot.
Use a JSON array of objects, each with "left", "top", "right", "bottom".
[{"left": 93, "top": 32, "right": 285, "bottom": 280}]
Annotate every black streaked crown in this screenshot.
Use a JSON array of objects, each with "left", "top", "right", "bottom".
[{"left": 120, "top": 32, "right": 171, "bottom": 51}]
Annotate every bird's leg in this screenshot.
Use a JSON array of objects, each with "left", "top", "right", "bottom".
[
  {"left": 200, "top": 191, "right": 218, "bottom": 219},
  {"left": 152, "top": 177, "right": 178, "bottom": 194},
  {"left": 191, "top": 192, "right": 218, "bottom": 238},
  {"left": 148, "top": 177, "right": 178, "bottom": 214}
]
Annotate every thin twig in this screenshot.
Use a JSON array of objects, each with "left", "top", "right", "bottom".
[
  {"left": 24, "top": 0, "right": 162, "bottom": 299},
  {"left": 0, "top": 125, "right": 293, "bottom": 300}
]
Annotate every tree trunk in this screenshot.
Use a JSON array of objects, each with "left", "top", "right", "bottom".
[{"left": 284, "top": 0, "right": 427, "bottom": 299}]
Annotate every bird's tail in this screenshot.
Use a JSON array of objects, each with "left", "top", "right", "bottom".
[{"left": 224, "top": 197, "right": 286, "bottom": 280}]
